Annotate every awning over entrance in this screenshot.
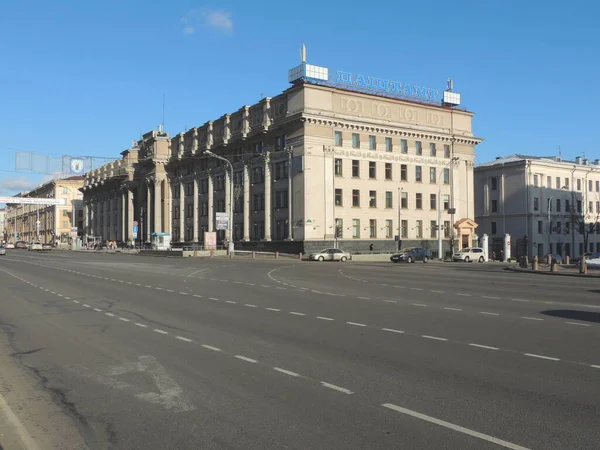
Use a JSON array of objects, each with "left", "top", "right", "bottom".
[{"left": 454, "top": 218, "right": 478, "bottom": 249}]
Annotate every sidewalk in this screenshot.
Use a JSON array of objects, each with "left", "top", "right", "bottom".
[{"left": 504, "top": 266, "right": 600, "bottom": 278}]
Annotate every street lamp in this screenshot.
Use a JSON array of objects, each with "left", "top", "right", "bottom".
[
  {"left": 438, "top": 157, "right": 459, "bottom": 260},
  {"left": 205, "top": 150, "right": 235, "bottom": 255},
  {"left": 397, "top": 186, "right": 404, "bottom": 252}
]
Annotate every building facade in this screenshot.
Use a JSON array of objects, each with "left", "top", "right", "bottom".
[
  {"left": 0, "top": 208, "right": 6, "bottom": 242},
  {"left": 4, "top": 176, "right": 84, "bottom": 244},
  {"left": 475, "top": 154, "right": 600, "bottom": 259},
  {"left": 83, "top": 64, "right": 482, "bottom": 255}
]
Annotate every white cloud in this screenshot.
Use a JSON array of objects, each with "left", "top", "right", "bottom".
[
  {"left": 181, "top": 9, "right": 233, "bottom": 35},
  {"left": 0, "top": 176, "right": 38, "bottom": 196}
]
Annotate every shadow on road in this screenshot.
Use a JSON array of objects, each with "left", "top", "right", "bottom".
[{"left": 541, "top": 309, "right": 600, "bottom": 324}]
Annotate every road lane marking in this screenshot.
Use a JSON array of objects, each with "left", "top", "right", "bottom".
[
  {"left": 480, "top": 312, "right": 500, "bottom": 316},
  {"left": 179, "top": 292, "right": 189, "bottom": 295},
  {"left": 320, "top": 382, "right": 353, "bottom": 395},
  {"left": 246, "top": 283, "right": 255, "bottom": 286},
  {"left": 235, "top": 355, "right": 257, "bottom": 363},
  {"left": 266, "top": 308, "right": 281, "bottom": 312},
  {"left": 565, "top": 322, "right": 590, "bottom": 327},
  {"left": 382, "top": 328, "right": 404, "bottom": 334},
  {"left": 592, "top": 365, "right": 600, "bottom": 369},
  {"left": 193, "top": 294, "right": 202, "bottom": 298},
  {"left": 234, "top": 281, "right": 242, "bottom": 284},
  {"left": 289, "top": 312, "right": 306, "bottom": 316},
  {"left": 208, "top": 297, "right": 219, "bottom": 301},
  {"left": 64, "top": 297, "right": 70, "bottom": 300},
  {"left": 135, "top": 323, "right": 148, "bottom": 328},
  {"left": 154, "top": 329, "right": 168, "bottom": 335},
  {"left": 260, "top": 285, "right": 270, "bottom": 288},
  {"left": 456, "top": 293, "right": 472, "bottom": 297},
  {"left": 225, "top": 300, "right": 237, "bottom": 304},
  {"left": 358, "top": 296, "right": 371, "bottom": 300},
  {"left": 312, "top": 290, "right": 323, "bottom": 294},
  {"left": 57, "top": 294, "right": 63, "bottom": 297},
  {"left": 381, "top": 403, "right": 530, "bottom": 450},
  {"left": 521, "top": 317, "right": 544, "bottom": 321},
  {"left": 273, "top": 367, "right": 300, "bottom": 377},
  {"left": 155, "top": 287, "right": 163, "bottom": 290},
  {"left": 444, "top": 307, "right": 462, "bottom": 311},
  {"left": 430, "top": 290, "right": 445, "bottom": 294},
  {"left": 383, "top": 300, "right": 398, "bottom": 303},
  {"left": 166, "top": 289, "right": 174, "bottom": 292},
  {"left": 481, "top": 296, "right": 501, "bottom": 299},
  {"left": 524, "top": 353, "right": 560, "bottom": 361},
  {"left": 410, "top": 288, "right": 423, "bottom": 291},
  {"left": 317, "top": 316, "right": 334, "bottom": 321},
  {"left": 105, "top": 312, "right": 115, "bottom": 317},
  {"left": 276, "top": 287, "right": 287, "bottom": 290},
  {"left": 412, "top": 303, "right": 428, "bottom": 307},
  {"left": 83, "top": 304, "right": 91, "bottom": 308},
  {"left": 176, "top": 336, "right": 192, "bottom": 342},
  {"left": 393, "top": 285, "right": 405, "bottom": 288},
  {"left": 469, "top": 343, "right": 499, "bottom": 350},
  {"left": 73, "top": 300, "right": 80, "bottom": 304},
  {"left": 119, "top": 317, "right": 130, "bottom": 322},
  {"left": 511, "top": 298, "right": 530, "bottom": 302},
  {"left": 346, "top": 321, "right": 367, "bottom": 327},
  {"left": 202, "top": 345, "right": 221, "bottom": 352},
  {"left": 245, "top": 304, "right": 258, "bottom": 308},
  {"left": 422, "top": 335, "right": 447, "bottom": 341},
  {"left": 93, "top": 308, "right": 103, "bottom": 312}
]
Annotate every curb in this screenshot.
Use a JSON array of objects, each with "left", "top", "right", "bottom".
[{"left": 504, "top": 267, "right": 600, "bottom": 278}]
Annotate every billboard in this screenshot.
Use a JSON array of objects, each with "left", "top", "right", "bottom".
[
  {"left": 215, "top": 212, "right": 229, "bottom": 230},
  {"left": 204, "top": 231, "right": 217, "bottom": 250},
  {"left": 0, "top": 197, "right": 67, "bottom": 205}
]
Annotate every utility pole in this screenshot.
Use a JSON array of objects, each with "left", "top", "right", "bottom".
[
  {"left": 205, "top": 150, "right": 235, "bottom": 256},
  {"left": 397, "top": 187, "right": 403, "bottom": 252}
]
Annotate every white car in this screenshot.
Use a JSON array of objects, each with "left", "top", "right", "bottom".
[
  {"left": 452, "top": 247, "right": 486, "bottom": 263},
  {"left": 4, "top": 243, "right": 14, "bottom": 249},
  {"left": 0, "top": 247, "right": 5, "bottom": 256},
  {"left": 28, "top": 242, "right": 43, "bottom": 251}
]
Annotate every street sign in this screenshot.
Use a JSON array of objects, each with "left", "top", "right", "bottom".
[
  {"left": 216, "top": 212, "right": 229, "bottom": 230},
  {"left": 132, "top": 225, "right": 139, "bottom": 240},
  {"left": 133, "top": 221, "right": 139, "bottom": 226}
]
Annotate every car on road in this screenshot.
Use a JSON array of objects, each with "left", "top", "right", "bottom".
[
  {"left": 28, "top": 242, "right": 43, "bottom": 251},
  {"left": 4, "top": 243, "right": 14, "bottom": 249},
  {"left": 390, "top": 247, "right": 430, "bottom": 263},
  {"left": 0, "top": 246, "right": 5, "bottom": 256},
  {"left": 42, "top": 243, "right": 53, "bottom": 250},
  {"left": 15, "top": 240, "right": 28, "bottom": 249},
  {"left": 452, "top": 247, "right": 486, "bottom": 263},
  {"left": 308, "top": 248, "right": 352, "bottom": 262}
]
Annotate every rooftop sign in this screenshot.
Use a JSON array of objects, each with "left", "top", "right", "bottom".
[{"left": 335, "top": 71, "right": 440, "bottom": 102}]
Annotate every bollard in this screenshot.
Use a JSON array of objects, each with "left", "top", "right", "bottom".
[
  {"left": 210, "top": 250, "right": 214, "bottom": 258},
  {"left": 275, "top": 252, "right": 279, "bottom": 260},
  {"left": 550, "top": 261, "right": 559, "bottom": 272},
  {"left": 252, "top": 251, "right": 256, "bottom": 260},
  {"left": 580, "top": 256, "right": 587, "bottom": 274},
  {"left": 299, "top": 252, "right": 303, "bottom": 260},
  {"left": 565, "top": 255, "right": 570, "bottom": 265},
  {"left": 532, "top": 255, "right": 539, "bottom": 271}
]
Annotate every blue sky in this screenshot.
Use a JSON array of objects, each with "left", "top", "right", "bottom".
[{"left": 0, "top": 0, "right": 598, "bottom": 199}]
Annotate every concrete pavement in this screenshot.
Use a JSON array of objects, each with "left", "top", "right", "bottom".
[{"left": 0, "top": 250, "right": 598, "bottom": 449}]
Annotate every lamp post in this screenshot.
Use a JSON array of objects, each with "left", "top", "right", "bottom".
[
  {"left": 205, "top": 150, "right": 235, "bottom": 255},
  {"left": 397, "top": 187, "right": 403, "bottom": 252},
  {"left": 438, "top": 157, "right": 459, "bottom": 260}
]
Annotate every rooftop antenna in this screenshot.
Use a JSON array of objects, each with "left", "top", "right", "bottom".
[
  {"left": 300, "top": 43, "right": 307, "bottom": 63},
  {"left": 161, "top": 93, "right": 166, "bottom": 132},
  {"left": 557, "top": 145, "right": 562, "bottom": 158}
]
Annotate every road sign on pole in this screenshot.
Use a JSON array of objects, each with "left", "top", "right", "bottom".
[{"left": 216, "top": 212, "right": 229, "bottom": 231}]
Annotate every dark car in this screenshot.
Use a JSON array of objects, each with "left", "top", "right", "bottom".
[{"left": 390, "top": 247, "right": 430, "bottom": 263}]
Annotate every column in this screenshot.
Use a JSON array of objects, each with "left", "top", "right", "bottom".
[
  {"left": 243, "top": 164, "right": 250, "bottom": 241},
  {"left": 91, "top": 200, "right": 96, "bottom": 237},
  {"left": 263, "top": 154, "right": 271, "bottom": 241},
  {"left": 154, "top": 179, "right": 162, "bottom": 233},
  {"left": 118, "top": 191, "right": 124, "bottom": 241},
  {"left": 323, "top": 146, "right": 335, "bottom": 239},
  {"left": 127, "top": 189, "right": 134, "bottom": 242},
  {"left": 146, "top": 183, "right": 152, "bottom": 241},
  {"left": 287, "top": 148, "right": 293, "bottom": 240},
  {"left": 179, "top": 182, "right": 185, "bottom": 242},
  {"left": 224, "top": 168, "right": 231, "bottom": 243},
  {"left": 207, "top": 171, "right": 214, "bottom": 232},
  {"left": 164, "top": 181, "right": 171, "bottom": 233},
  {"left": 103, "top": 198, "right": 109, "bottom": 240},
  {"left": 193, "top": 177, "right": 200, "bottom": 242},
  {"left": 112, "top": 195, "right": 118, "bottom": 241}
]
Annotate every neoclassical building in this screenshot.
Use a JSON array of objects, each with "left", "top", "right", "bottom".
[{"left": 82, "top": 61, "right": 482, "bottom": 255}]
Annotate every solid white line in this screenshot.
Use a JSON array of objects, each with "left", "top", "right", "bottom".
[
  {"left": 235, "top": 355, "right": 257, "bottom": 363},
  {"left": 289, "top": 312, "right": 306, "bottom": 316},
  {"left": 202, "top": 345, "right": 221, "bottom": 352},
  {"left": 382, "top": 328, "right": 404, "bottom": 334},
  {"left": 176, "top": 336, "right": 192, "bottom": 342},
  {"left": 422, "top": 335, "right": 448, "bottom": 341},
  {"left": 469, "top": 343, "right": 499, "bottom": 350},
  {"left": 273, "top": 367, "right": 300, "bottom": 377},
  {"left": 481, "top": 296, "right": 501, "bottom": 299},
  {"left": 266, "top": 308, "right": 280, "bottom": 312},
  {"left": 347, "top": 321, "right": 367, "bottom": 327},
  {"left": 119, "top": 317, "right": 130, "bottom": 322},
  {"left": 456, "top": 293, "right": 472, "bottom": 297},
  {"left": 480, "top": 312, "right": 500, "bottom": 316},
  {"left": 521, "top": 317, "right": 544, "bottom": 321},
  {"left": 320, "top": 382, "right": 353, "bottom": 395},
  {"left": 565, "top": 322, "right": 590, "bottom": 327},
  {"left": 135, "top": 323, "right": 148, "bottom": 328},
  {"left": 245, "top": 304, "right": 257, "bottom": 308},
  {"left": 430, "top": 290, "right": 445, "bottom": 294},
  {"left": 412, "top": 303, "right": 428, "bottom": 307},
  {"left": 317, "top": 316, "right": 334, "bottom": 321},
  {"left": 381, "top": 403, "right": 530, "bottom": 450},
  {"left": 93, "top": 308, "right": 103, "bottom": 312},
  {"left": 524, "top": 353, "right": 560, "bottom": 361},
  {"left": 154, "top": 329, "right": 168, "bottom": 335},
  {"left": 444, "top": 307, "right": 462, "bottom": 311},
  {"left": 105, "top": 312, "right": 115, "bottom": 317}
]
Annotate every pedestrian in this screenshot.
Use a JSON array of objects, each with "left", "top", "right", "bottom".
[{"left": 369, "top": 243, "right": 374, "bottom": 254}]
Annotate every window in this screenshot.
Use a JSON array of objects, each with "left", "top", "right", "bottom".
[
  {"left": 385, "top": 137, "right": 392, "bottom": 152},
  {"left": 352, "top": 133, "right": 360, "bottom": 148},
  {"left": 590, "top": 201, "right": 594, "bottom": 214},
  {"left": 253, "top": 193, "right": 265, "bottom": 211},
  {"left": 401, "top": 220, "right": 408, "bottom": 238},
  {"left": 386, "top": 220, "right": 393, "bottom": 238},
  {"left": 352, "top": 190, "right": 360, "bottom": 207},
  {"left": 430, "top": 167, "right": 436, "bottom": 183},
  {"left": 416, "top": 220, "right": 423, "bottom": 238},
  {"left": 443, "top": 194, "right": 450, "bottom": 210},
  {"left": 430, "top": 221, "right": 437, "bottom": 238},
  {"left": 385, "top": 163, "right": 392, "bottom": 180},
  {"left": 556, "top": 177, "right": 561, "bottom": 189},
  {"left": 369, "top": 135, "right": 376, "bottom": 150},
  {"left": 335, "top": 131, "right": 343, "bottom": 146},
  {"left": 352, "top": 160, "right": 360, "bottom": 177},
  {"left": 491, "top": 222, "right": 497, "bottom": 234},
  {"left": 400, "top": 139, "right": 408, "bottom": 154},
  {"left": 186, "top": 204, "right": 193, "bottom": 218},
  {"left": 491, "top": 199, "right": 498, "bottom": 213},
  {"left": 444, "top": 220, "right": 450, "bottom": 238},
  {"left": 491, "top": 177, "right": 497, "bottom": 190},
  {"left": 547, "top": 176, "right": 552, "bottom": 188},
  {"left": 400, "top": 164, "right": 407, "bottom": 181},
  {"left": 335, "top": 218, "right": 343, "bottom": 238},
  {"left": 538, "top": 221, "right": 543, "bottom": 234},
  {"left": 370, "top": 219, "right": 377, "bottom": 238},
  {"left": 335, "top": 189, "right": 343, "bottom": 206},
  {"left": 443, "top": 168, "right": 450, "bottom": 184},
  {"left": 597, "top": 180, "right": 600, "bottom": 192},
  {"left": 444, "top": 144, "right": 450, "bottom": 158},
  {"left": 430, "top": 194, "right": 436, "bottom": 210},
  {"left": 415, "top": 141, "right": 422, "bottom": 155},
  {"left": 369, "top": 190, "right": 377, "bottom": 207},
  {"left": 429, "top": 143, "right": 436, "bottom": 157},
  {"left": 565, "top": 199, "right": 570, "bottom": 212},
  {"left": 597, "top": 201, "right": 600, "bottom": 214},
  {"left": 565, "top": 178, "right": 569, "bottom": 189},
  {"left": 253, "top": 166, "right": 264, "bottom": 184},
  {"left": 253, "top": 141, "right": 264, "bottom": 154},
  {"left": 415, "top": 166, "right": 422, "bottom": 182},
  {"left": 352, "top": 219, "right": 360, "bottom": 238},
  {"left": 416, "top": 193, "right": 423, "bottom": 209},
  {"left": 401, "top": 191, "right": 408, "bottom": 209},
  {"left": 335, "top": 158, "right": 342, "bottom": 176},
  {"left": 534, "top": 175, "right": 539, "bottom": 187},
  {"left": 557, "top": 221, "right": 562, "bottom": 234},
  {"left": 590, "top": 180, "right": 594, "bottom": 192},
  {"left": 62, "top": 187, "right": 68, "bottom": 195},
  {"left": 369, "top": 161, "right": 376, "bottom": 179},
  {"left": 533, "top": 197, "right": 539, "bottom": 211},
  {"left": 556, "top": 198, "right": 561, "bottom": 212},
  {"left": 577, "top": 200, "right": 582, "bottom": 213},
  {"left": 577, "top": 178, "right": 582, "bottom": 190},
  {"left": 385, "top": 191, "right": 393, "bottom": 208}
]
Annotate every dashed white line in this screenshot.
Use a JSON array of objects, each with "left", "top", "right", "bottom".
[
  {"left": 276, "top": 287, "right": 287, "bottom": 290},
  {"left": 412, "top": 303, "right": 428, "bottom": 307},
  {"left": 234, "top": 281, "right": 243, "bottom": 284},
  {"left": 73, "top": 300, "right": 80, "bottom": 304},
  {"left": 193, "top": 294, "right": 203, "bottom": 298},
  {"left": 245, "top": 304, "right": 258, "bottom": 308},
  {"left": 422, "top": 335, "right": 448, "bottom": 341},
  {"left": 317, "top": 316, "right": 335, "bottom": 321},
  {"left": 155, "top": 287, "right": 163, "bottom": 290},
  {"left": 591, "top": 365, "right": 600, "bottom": 369},
  {"left": 430, "top": 290, "right": 445, "bottom": 294},
  {"left": 119, "top": 317, "right": 130, "bottom": 322},
  {"left": 202, "top": 345, "right": 221, "bottom": 352},
  {"left": 266, "top": 308, "right": 281, "bottom": 312},
  {"left": 481, "top": 296, "right": 501, "bottom": 300},
  {"left": 64, "top": 297, "right": 70, "bottom": 300},
  {"left": 57, "top": 294, "right": 64, "bottom": 297},
  {"left": 235, "top": 355, "right": 258, "bottom": 363},
  {"left": 135, "top": 323, "right": 148, "bottom": 328},
  {"left": 346, "top": 321, "right": 367, "bottom": 327},
  {"left": 166, "top": 289, "right": 174, "bottom": 293},
  {"left": 444, "top": 307, "right": 462, "bottom": 311},
  {"left": 179, "top": 292, "right": 189, "bottom": 295},
  {"left": 380, "top": 283, "right": 389, "bottom": 286},
  {"left": 469, "top": 343, "right": 499, "bottom": 350},
  {"left": 225, "top": 300, "right": 237, "bottom": 304},
  {"left": 176, "top": 336, "right": 192, "bottom": 342},
  {"left": 320, "top": 382, "right": 353, "bottom": 395},
  {"left": 220, "top": 280, "right": 229, "bottom": 282},
  {"left": 358, "top": 296, "right": 371, "bottom": 300},
  {"left": 456, "top": 293, "right": 472, "bottom": 297},
  {"left": 289, "top": 312, "right": 306, "bottom": 316},
  {"left": 83, "top": 304, "right": 90, "bottom": 308},
  {"left": 410, "top": 288, "right": 424, "bottom": 291},
  {"left": 511, "top": 298, "right": 530, "bottom": 302},
  {"left": 521, "top": 317, "right": 544, "bottom": 321},
  {"left": 565, "top": 322, "right": 590, "bottom": 327},
  {"left": 260, "top": 285, "right": 270, "bottom": 288},
  {"left": 393, "top": 285, "right": 405, "bottom": 289},
  {"left": 105, "top": 312, "right": 115, "bottom": 317},
  {"left": 273, "top": 367, "right": 300, "bottom": 377},
  {"left": 93, "top": 308, "right": 103, "bottom": 312},
  {"left": 246, "top": 283, "right": 255, "bottom": 286},
  {"left": 524, "top": 353, "right": 560, "bottom": 361},
  {"left": 382, "top": 328, "right": 404, "bottom": 334},
  {"left": 381, "top": 403, "right": 529, "bottom": 450},
  {"left": 383, "top": 300, "right": 398, "bottom": 303},
  {"left": 154, "top": 329, "right": 168, "bottom": 335},
  {"left": 480, "top": 312, "right": 500, "bottom": 316}
]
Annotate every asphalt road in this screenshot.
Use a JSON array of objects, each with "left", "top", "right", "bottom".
[{"left": 0, "top": 250, "right": 598, "bottom": 449}]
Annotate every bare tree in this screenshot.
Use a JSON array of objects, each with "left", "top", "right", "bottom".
[{"left": 570, "top": 192, "right": 600, "bottom": 253}]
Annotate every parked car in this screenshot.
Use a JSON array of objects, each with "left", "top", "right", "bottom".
[
  {"left": 4, "top": 243, "right": 15, "bottom": 249},
  {"left": 390, "top": 247, "right": 430, "bottom": 263},
  {"left": 28, "top": 242, "right": 43, "bottom": 251},
  {"left": 0, "top": 246, "right": 5, "bottom": 256},
  {"left": 452, "top": 247, "right": 486, "bottom": 263},
  {"left": 15, "top": 240, "right": 28, "bottom": 249},
  {"left": 308, "top": 248, "right": 352, "bottom": 262},
  {"left": 572, "top": 252, "right": 600, "bottom": 264},
  {"left": 42, "top": 243, "right": 53, "bottom": 250}
]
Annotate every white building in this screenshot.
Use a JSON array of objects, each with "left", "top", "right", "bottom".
[{"left": 475, "top": 154, "right": 600, "bottom": 260}]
